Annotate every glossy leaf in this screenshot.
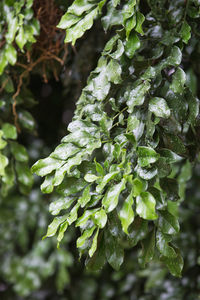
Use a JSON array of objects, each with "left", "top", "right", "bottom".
[
  {"left": 180, "top": 21, "right": 191, "bottom": 44},
  {"left": 156, "top": 230, "right": 176, "bottom": 258},
  {"left": 105, "top": 229, "right": 124, "bottom": 270},
  {"left": 2, "top": 123, "right": 17, "bottom": 139},
  {"left": 158, "top": 210, "right": 180, "bottom": 235},
  {"left": 161, "top": 248, "right": 183, "bottom": 277},
  {"left": 118, "top": 192, "right": 134, "bottom": 234},
  {"left": 139, "top": 229, "right": 155, "bottom": 267},
  {"left": 102, "top": 178, "right": 126, "bottom": 212},
  {"left": 149, "top": 97, "right": 170, "bottom": 118},
  {"left": 170, "top": 67, "right": 186, "bottom": 94},
  {"left": 136, "top": 192, "right": 158, "bottom": 220},
  {"left": 89, "top": 228, "right": 99, "bottom": 257},
  {"left": 0, "top": 153, "right": 9, "bottom": 176},
  {"left": 96, "top": 171, "right": 119, "bottom": 193},
  {"left": 137, "top": 146, "right": 159, "bottom": 167}
]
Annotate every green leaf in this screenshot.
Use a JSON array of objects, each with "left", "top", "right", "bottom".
[
  {"left": 102, "top": 178, "right": 126, "bottom": 212},
  {"left": 5, "top": 44, "right": 17, "bottom": 65},
  {"left": 96, "top": 171, "right": 119, "bottom": 193},
  {"left": 124, "top": 15, "right": 136, "bottom": 39},
  {"left": 136, "top": 192, "right": 158, "bottom": 220},
  {"left": 123, "top": 0, "right": 136, "bottom": 22},
  {"left": 15, "top": 161, "right": 34, "bottom": 188},
  {"left": 5, "top": 17, "right": 18, "bottom": 43},
  {"left": 51, "top": 143, "right": 80, "bottom": 160},
  {"left": 49, "top": 197, "right": 75, "bottom": 215},
  {"left": 107, "top": 59, "right": 122, "bottom": 84},
  {"left": 57, "top": 13, "right": 81, "bottom": 29},
  {"left": 78, "top": 184, "right": 91, "bottom": 207},
  {"left": 149, "top": 97, "right": 170, "bottom": 118},
  {"left": 127, "top": 81, "right": 151, "bottom": 113},
  {"left": 64, "top": 8, "right": 98, "bottom": 45},
  {"left": 77, "top": 226, "right": 96, "bottom": 248},
  {"left": 10, "top": 142, "right": 28, "bottom": 162},
  {"left": 135, "top": 11, "right": 145, "bottom": 35},
  {"left": 139, "top": 229, "right": 155, "bottom": 267},
  {"left": 68, "top": 0, "right": 96, "bottom": 16},
  {"left": 2, "top": 123, "right": 17, "bottom": 139},
  {"left": 105, "top": 229, "right": 124, "bottom": 270},
  {"left": 163, "top": 133, "right": 186, "bottom": 155},
  {"left": 167, "top": 46, "right": 182, "bottom": 66},
  {"left": 136, "top": 165, "right": 158, "bottom": 180},
  {"left": 160, "top": 178, "right": 179, "bottom": 202},
  {"left": 43, "top": 215, "right": 68, "bottom": 239},
  {"left": 125, "top": 32, "right": 140, "bottom": 59},
  {"left": 92, "top": 69, "right": 111, "bottom": 101},
  {"left": 57, "top": 221, "right": 68, "bottom": 244},
  {"left": 137, "top": 146, "right": 159, "bottom": 167},
  {"left": 67, "top": 203, "right": 80, "bottom": 225},
  {"left": 76, "top": 209, "right": 98, "bottom": 227},
  {"left": 118, "top": 192, "right": 134, "bottom": 234},
  {"left": 0, "top": 153, "right": 9, "bottom": 176},
  {"left": 180, "top": 21, "right": 191, "bottom": 44},
  {"left": 57, "top": 177, "right": 86, "bottom": 197},
  {"left": 170, "top": 67, "right": 186, "bottom": 94},
  {"left": 102, "top": 2, "right": 123, "bottom": 31},
  {"left": 94, "top": 159, "right": 104, "bottom": 176},
  {"left": 156, "top": 230, "right": 177, "bottom": 258},
  {"left": 128, "top": 217, "right": 148, "bottom": 247},
  {"left": 32, "top": 157, "right": 64, "bottom": 177},
  {"left": 159, "top": 149, "right": 183, "bottom": 164},
  {"left": 16, "top": 27, "right": 26, "bottom": 50},
  {"left": 110, "top": 39, "right": 124, "bottom": 59},
  {"left": 18, "top": 110, "right": 35, "bottom": 131},
  {"left": 158, "top": 210, "right": 180, "bottom": 235},
  {"left": 93, "top": 209, "right": 107, "bottom": 228},
  {"left": 161, "top": 248, "right": 183, "bottom": 277},
  {"left": 132, "top": 178, "right": 144, "bottom": 197},
  {"left": 84, "top": 174, "right": 99, "bottom": 183},
  {"left": 86, "top": 232, "right": 106, "bottom": 271},
  {"left": 89, "top": 228, "right": 99, "bottom": 257},
  {"left": 0, "top": 131, "right": 7, "bottom": 150},
  {"left": 41, "top": 175, "right": 54, "bottom": 194}
]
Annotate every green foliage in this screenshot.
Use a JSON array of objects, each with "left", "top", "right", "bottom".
[
  {"left": 0, "top": 0, "right": 39, "bottom": 74},
  {"left": 0, "top": 0, "right": 200, "bottom": 298},
  {"left": 31, "top": 0, "right": 200, "bottom": 278}
]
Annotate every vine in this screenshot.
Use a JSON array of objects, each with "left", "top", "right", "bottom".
[{"left": 32, "top": 0, "right": 200, "bottom": 276}]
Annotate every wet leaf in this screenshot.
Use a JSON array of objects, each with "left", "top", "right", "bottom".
[
  {"left": 149, "top": 97, "right": 170, "bottom": 118},
  {"left": 89, "top": 228, "right": 99, "bottom": 257},
  {"left": 137, "top": 146, "right": 159, "bottom": 167},
  {"left": 118, "top": 192, "right": 134, "bottom": 234},
  {"left": 161, "top": 248, "right": 183, "bottom": 277},
  {"left": 139, "top": 229, "right": 155, "bottom": 267},
  {"left": 136, "top": 192, "right": 158, "bottom": 220},
  {"left": 10, "top": 142, "right": 28, "bottom": 162},
  {"left": 170, "top": 67, "right": 186, "bottom": 94},
  {"left": 0, "top": 153, "right": 9, "bottom": 176},
  {"left": 2, "top": 123, "right": 17, "bottom": 139},
  {"left": 105, "top": 229, "right": 124, "bottom": 270},
  {"left": 156, "top": 230, "right": 176, "bottom": 258},
  {"left": 102, "top": 178, "right": 126, "bottom": 212},
  {"left": 180, "top": 21, "right": 191, "bottom": 44},
  {"left": 158, "top": 210, "right": 180, "bottom": 235},
  {"left": 96, "top": 171, "right": 119, "bottom": 193},
  {"left": 125, "top": 32, "right": 140, "bottom": 59}
]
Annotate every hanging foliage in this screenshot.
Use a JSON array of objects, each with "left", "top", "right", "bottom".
[{"left": 30, "top": 0, "right": 200, "bottom": 277}]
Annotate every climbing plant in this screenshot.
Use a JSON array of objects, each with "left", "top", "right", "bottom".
[
  {"left": 0, "top": 1, "right": 200, "bottom": 298},
  {"left": 31, "top": 0, "right": 200, "bottom": 277}
]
